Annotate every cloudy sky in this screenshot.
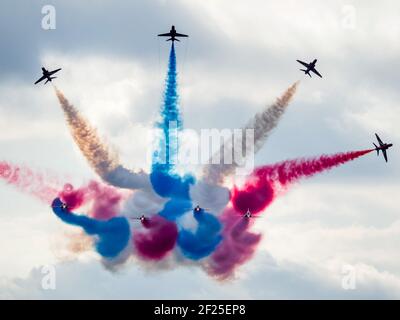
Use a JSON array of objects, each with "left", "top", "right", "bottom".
[{"left": 0, "top": 0, "right": 399, "bottom": 299}]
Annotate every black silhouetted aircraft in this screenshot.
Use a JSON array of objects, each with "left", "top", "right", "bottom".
[
  {"left": 35, "top": 67, "right": 61, "bottom": 84},
  {"left": 296, "top": 59, "right": 322, "bottom": 78},
  {"left": 373, "top": 133, "right": 393, "bottom": 162},
  {"left": 193, "top": 205, "right": 209, "bottom": 213},
  {"left": 158, "top": 25, "right": 188, "bottom": 42}
]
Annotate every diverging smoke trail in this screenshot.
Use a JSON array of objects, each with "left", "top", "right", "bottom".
[
  {"left": 255, "top": 149, "right": 373, "bottom": 187},
  {"left": 248, "top": 82, "right": 298, "bottom": 153},
  {"left": 0, "top": 161, "right": 60, "bottom": 203},
  {"left": 51, "top": 197, "right": 131, "bottom": 259},
  {"left": 206, "top": 149, "right": 373, "bottom": 279},
  {"left": 202, "top": 82, "right": 299, "bottom": 185},
  {"left": 54, "top": 88, "right": 150, "bottom": 191}
]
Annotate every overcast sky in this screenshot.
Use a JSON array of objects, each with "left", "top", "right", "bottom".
[{"left": 0, "top": 0, "right": 399, "bottom": 299}]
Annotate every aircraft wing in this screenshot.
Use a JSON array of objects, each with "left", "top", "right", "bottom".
[
  {"left": 49, "top": 68, "right": 61, "bottom": 75},
  {"left": 382, "top": 149, "right": 388, "bottom": 162},
  {"left": 175, "top": 33, "right": 188, "bottom": 37},
  {"left": 34, "top": 75, "right": 46, "bottom": 84},
  {"left": 158, "top": 32, "right": 171, "bottom": 37},
  {"left": 311, "top": 68, "right": 322, "bottom": 78},
  {"left": 296, "top": 60, "right": 310, "bottom": 68},
  {"left": 375, "top": 133, "right": 384, "bottom": 145}
]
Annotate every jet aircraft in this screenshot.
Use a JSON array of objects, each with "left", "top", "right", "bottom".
[{"left": 158, "top": 25, "right": 188, "bottom": 42}]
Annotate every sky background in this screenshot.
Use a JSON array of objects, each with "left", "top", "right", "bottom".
[{"left": 0, "top": 0, "right": 399, "bottom": 299}]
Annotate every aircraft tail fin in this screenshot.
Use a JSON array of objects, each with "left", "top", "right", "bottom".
[
  {"left": 44, "top": 76, "right": 56, "bottom": 84},
  {"left": 373, "top": 143, "right": 379, "bottom": 155},
  {"left": 167, "top": 38, "right": 180, "bottom": 42},
  {"left": 300, "top": 69, "right": 311, "bottom": 77}
]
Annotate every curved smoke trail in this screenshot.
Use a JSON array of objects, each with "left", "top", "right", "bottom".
[
  {"left": 59, "top": 181, "right": 127, "bottom": 220},
  {"left": 202, "top": 82, "right": 299, "bottom": 185},
  {"left": 54, "top": 88, "right": 150, "bottom": 191},
  {"left": 51, "top": 198, "right": 130, "bottom": 259},
  {"left": 206, "top": 208, "right": 261, "bottom": 280},
  {"left": 133, "top": 215, "right": 178, "bottom": 260},
  {"left": 177, "top": 208, "right": 223, "bottom": 260}
]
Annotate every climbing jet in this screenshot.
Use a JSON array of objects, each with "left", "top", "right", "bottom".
[
  {"left": 158, "top": 25, "right": 188, "bottom": 42},
  {"left": 193, "top": 205, "right": 209, "bottom": 213},
  {"left": 51, "top": 201, "right": 69, "bottom": 212},
  {"left": 35, "top": 67, "right": 61, "bottom": 84},
  {"left": 238, "top": 209, "right": 261, "bottom": 219},
  {"left": 296, "top": 59, "right": 322, "bottom": 78},
  {"left": 373, "top": 133, "right": 393, "bottom": 162},
  {"left": 130, "top": 215, "right": 146, "bottom": 222}
]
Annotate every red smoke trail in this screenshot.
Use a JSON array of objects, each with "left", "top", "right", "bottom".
[
  {"left": 133, "top": 215, "right": 178, "bottom": 261},
  {"left": 59, "top": 181, "right": 127, "bottom": 220},
  {"left": 256, "top": 149, "right": 373, "bottom": 186},
  {"left": 233, "top": 149, "right": 373, "bottom": 214},
  {"left": 0, "top": 161, "right": 60, "bottom": 204},
  {"left": 206, "top": 208, "right": 261, "bottom": 280},
  {"left": 208, "top": 149, "right": 373, "bottom": 279}
]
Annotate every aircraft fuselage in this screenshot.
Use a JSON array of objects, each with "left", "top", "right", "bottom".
[{"left": 377, "top": 143, "right": 393, "bottom": 151}]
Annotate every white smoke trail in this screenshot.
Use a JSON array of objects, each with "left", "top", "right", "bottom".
[{"left": 202, "top": 82, "right": 299, "bottom": 185}]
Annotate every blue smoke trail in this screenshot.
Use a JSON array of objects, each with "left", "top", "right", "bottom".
[
  {"left": 150, "top": 42, "right": 195, "bottom": 221},
  {"left": 177, "top": 208, "right": 223, "bottom": 260},
  {"left": 51, "top": 198, "right": 130, "bottom": 258},
  {"left": 152, "top": 42, "right": 181, "bottom": 175},
  {"left": 158, "top": 197, "right": 193, "bottom": 221}
]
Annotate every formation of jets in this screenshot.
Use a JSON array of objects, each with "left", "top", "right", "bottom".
[
  {"left": 39, "top": 27, "right": 393, "bottom": 221},
  {"left": 374, "top": 133, "right": 393, "bottom": 162},
  {"left": 34, "top": 67, "right": 61, "bottom": 84}
]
